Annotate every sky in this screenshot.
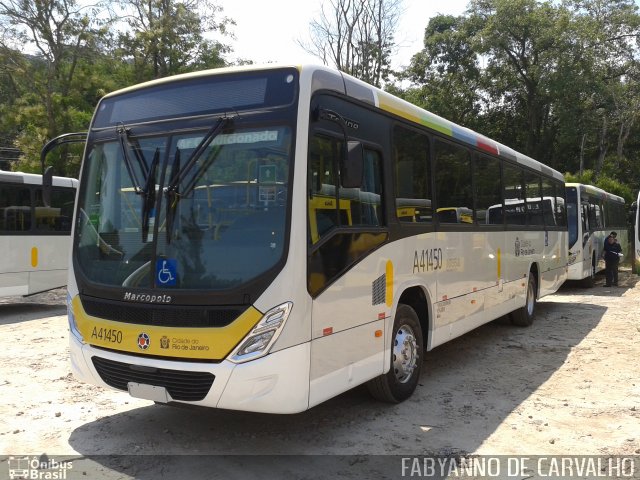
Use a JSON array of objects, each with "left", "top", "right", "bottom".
[{"left": 219, "top": 0, "right": 469, "bottom": 69}]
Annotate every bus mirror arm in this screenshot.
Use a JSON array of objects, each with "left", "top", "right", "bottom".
[{"left": 40, "top": 131, "right": 87, "bottom": 206}]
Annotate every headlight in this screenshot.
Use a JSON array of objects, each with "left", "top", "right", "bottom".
[
  {"left": 67, "top": 294, "right": 83, "bottom": 342},
  {"left": 229, "top": 302, "right": 293, "bottom": 363}
]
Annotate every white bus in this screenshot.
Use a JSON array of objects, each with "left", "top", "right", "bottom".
[
  {"left": 634, "top": 191, "right": 640, "bottom": 274},
  {"left": 0, "top": 170, "right": 77, "bottom": 297},
  {"left": 67, "top": 64, "right": 568, "bottom": 413},
  {"left": 565, "top": 183, "right": 628, "bottom": 286}
]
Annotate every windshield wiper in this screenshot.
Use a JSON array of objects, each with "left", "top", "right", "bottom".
[
  {"left": 117, "top": 124, "right": 148, "bottom": 194},
  {"left": 165, "top": 147, "right": 181, "bottom": 244},
  {"left": 165, "top": 116, "right": 231, "bottom": 194},
  {"left": 141, "top": 147, "right": 160, "bottom": 242},
  {"left": 164, "top": 116, "right": 231, "bottom": 243}
]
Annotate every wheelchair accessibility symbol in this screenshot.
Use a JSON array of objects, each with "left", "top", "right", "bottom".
[{"left": 156, "top": 259, "right": 177, "bottom": 286}]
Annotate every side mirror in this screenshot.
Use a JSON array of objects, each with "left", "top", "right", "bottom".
[
  {"left": 42, "top": 166, "right": 53, "bottom": 207},
  {"left": 341, "top": 141, "right": 364, "bottom": 189}
]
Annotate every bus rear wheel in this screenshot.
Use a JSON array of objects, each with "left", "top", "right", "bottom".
[
  {"left": 511, "top": 273, "right": 537, "bottom": 327},
  {"left": 366, "top": 304, "right": 423, "bottom": 403},
  {"left": 581, "top": 257, "right": 596, "bottom": 288}
]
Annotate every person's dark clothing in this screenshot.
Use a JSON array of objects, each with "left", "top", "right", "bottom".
[{"left": 603, "top": 239, "right": 622, "bottom": 286}]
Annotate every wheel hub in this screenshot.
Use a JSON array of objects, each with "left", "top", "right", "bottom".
[{"left": 393, "top": 325, "right": 418, "bottom": 383}]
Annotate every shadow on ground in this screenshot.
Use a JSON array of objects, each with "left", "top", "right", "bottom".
[{"left": 67, "top": 285, "right": 609, "bottom": 479}]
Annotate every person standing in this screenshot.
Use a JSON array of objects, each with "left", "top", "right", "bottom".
[{"left": 603, "top": 232, "right": 622, "bottom": 287}]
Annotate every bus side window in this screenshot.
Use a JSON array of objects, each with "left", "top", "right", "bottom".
[
  {"left": 475, "top": 155, "right": 502, "bottom": 225},
  {"left": 393, "top": 126, "right": 431, "bottom": 223},
  {"left": 0, "top": 185, "right": 32, "bottom": 231},
  {"left": 503, "top": 163, "right": 527, "bottom": 226},
  {"left": 434, "top": 139, "right": 472, "bottom": 225},
  {"left": 525, "top": 172, "right": 544, "bottom": 226}
]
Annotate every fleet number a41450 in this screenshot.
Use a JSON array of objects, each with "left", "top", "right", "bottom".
[{"left": 413, "top": 248, "right": 443, "bottom": 273}]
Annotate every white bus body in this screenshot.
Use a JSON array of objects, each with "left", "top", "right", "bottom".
[
  {"left": 635, "top": 190, "right": 640, "bottom": 273},
  {"left": 0, "top": 170, "right": 77, "bottom": 297},
  {"left": 565, "top": 183, "right": 628, "bottom": 286},
  {"left": 67, "top": 65, "right": 568, "bottom": 413}
]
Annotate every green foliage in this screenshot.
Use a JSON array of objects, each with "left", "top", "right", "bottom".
[
  {"left": 564, "top": 169, "right": 634, "bottom": 204},
  {"left": 0, "top": 0, "right": 234, "bottom": 176},
  {"left": 393, "top": 0, "right": 640, "bottom": 194}
]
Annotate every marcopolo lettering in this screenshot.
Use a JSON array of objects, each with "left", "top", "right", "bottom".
[{"left": 123, "top": 291, "right": 172, "bottom": 304}]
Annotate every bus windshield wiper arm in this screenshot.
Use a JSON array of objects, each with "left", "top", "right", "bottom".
[
  {"left": 165, "top": 116, "right": 231, "bottom": 195},
  {"left": 164, "top": 116, "right": 231, "bottom": 244},
  {"left": 141, "top": 147, "right": 160, "bottom": 242},
  {"left": 117, "top": 123, "right": 148, "bottom": 194}
]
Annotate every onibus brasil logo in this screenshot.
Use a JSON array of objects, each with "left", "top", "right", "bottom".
[{"left": 7, "top": 455, "right": 72, "bottom": 479}]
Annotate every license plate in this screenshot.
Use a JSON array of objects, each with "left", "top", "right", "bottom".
[{"left": 127, "top": 382, "right": 170, "bottom": 403}]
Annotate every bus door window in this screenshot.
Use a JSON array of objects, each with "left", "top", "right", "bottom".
[
  {"left": 554, "top": 180, "right": 567, "bottom": 227},
  {"left": 349, "top": 149, "right": 383, "bottom": 228},
  {"left": 434, "top": 140, "right": 473, "bottom": 225},
  {"left": 308, "top": 135, "right": 344, "bottom": 244},
  {"left": 581, "top": 202, "right": 590, "bottom": 245},
  {"left": 308, "top": 134, "right": 383, "bottom": 245},
  {"left": 393, "top": 126, "right": 431, "bottom": 223}
]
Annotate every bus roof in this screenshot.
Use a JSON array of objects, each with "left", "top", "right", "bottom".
[
  {"left": 565, "top": 182, "right": 625, "bottom": 203},
  {"left": 98, "top": 64, "right": 564, "bottom": 183},
  {"left": 0, "top": 169, "right": 78, "bottom": 188}
]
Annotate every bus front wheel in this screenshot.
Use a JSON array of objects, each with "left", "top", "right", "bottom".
[{"left": 366, "top": 304, "right": 423, "bottom": 403}]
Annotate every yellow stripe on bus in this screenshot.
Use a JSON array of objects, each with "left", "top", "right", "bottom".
[
  {"left": 385, "top": 260, "right": 394, "bottom": 307},
  {"left": 31, "top": 247, "right": 38, "bottom": 268},
  {"left": 72, "top": 296, "right": 262, "bottom": 360}
]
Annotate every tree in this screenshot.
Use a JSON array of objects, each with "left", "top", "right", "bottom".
[
  {"left": 396, "top": 14, "right": 483, "bottom": 126},
  {"left": 0, "top": 0, "right": 109, "bottom": 175},
  {"left": 115, "top": 0, "right": 234, "bottom": 82},
  {"left": 300, "top": 0, "right": 402, "bottom": 87},
  {"left": 396, "top": 0, "right": 640, "bottom": 190}
]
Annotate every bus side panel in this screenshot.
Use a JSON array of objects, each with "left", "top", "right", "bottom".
[
  {"left": 309, "top": 252, "right": 392, "bottom": 404},
  {"left": 539, "top": 231, "right": 568, "bottom": 297},
  {"left": 26, "top": 235, "right": 70, "bottom": 294},
  {"left": 436, "top": 231, "right": 501, "bottom": 306},
  {"left": 308, "top": 320, "right": 384, "bottom": 408},
  {"left": 0, "top": 272, "right": 29, "bottom": 296}
]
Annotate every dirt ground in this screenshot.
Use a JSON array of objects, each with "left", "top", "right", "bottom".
[{"left": 1, "top": 270, "right": 639, "bottom": 478}]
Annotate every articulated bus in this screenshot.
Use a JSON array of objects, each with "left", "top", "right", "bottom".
[
  {"left": 565, "top": 183, "right": 627, "bottom": 286},
  {"left": 0, "top": 170, "right": 77, "bottom": 297},
  {"left": 66, "top": 64, "right": 568, "bottom": 413}
]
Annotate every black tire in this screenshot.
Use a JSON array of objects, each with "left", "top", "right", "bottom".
[
  {"left": 581, "top": 257, "right": 596, "bottom": 288},
  {"left": 511, "top": 273, "right": 537, "bottom": 327},
  {"left": 366, "top": 304, "right": 423, "bottom": 403}
]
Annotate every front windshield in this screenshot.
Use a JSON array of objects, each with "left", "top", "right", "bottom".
[{"left": 76, "top": 125, "right": 291, "bottom": 290}]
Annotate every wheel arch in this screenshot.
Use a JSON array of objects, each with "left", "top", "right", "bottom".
[
  {"left": 529, "top": 262, "right": 540, "bottom": 298},
  {"left": 397, "top": 285, "right": 431, "bottom": 350}
]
